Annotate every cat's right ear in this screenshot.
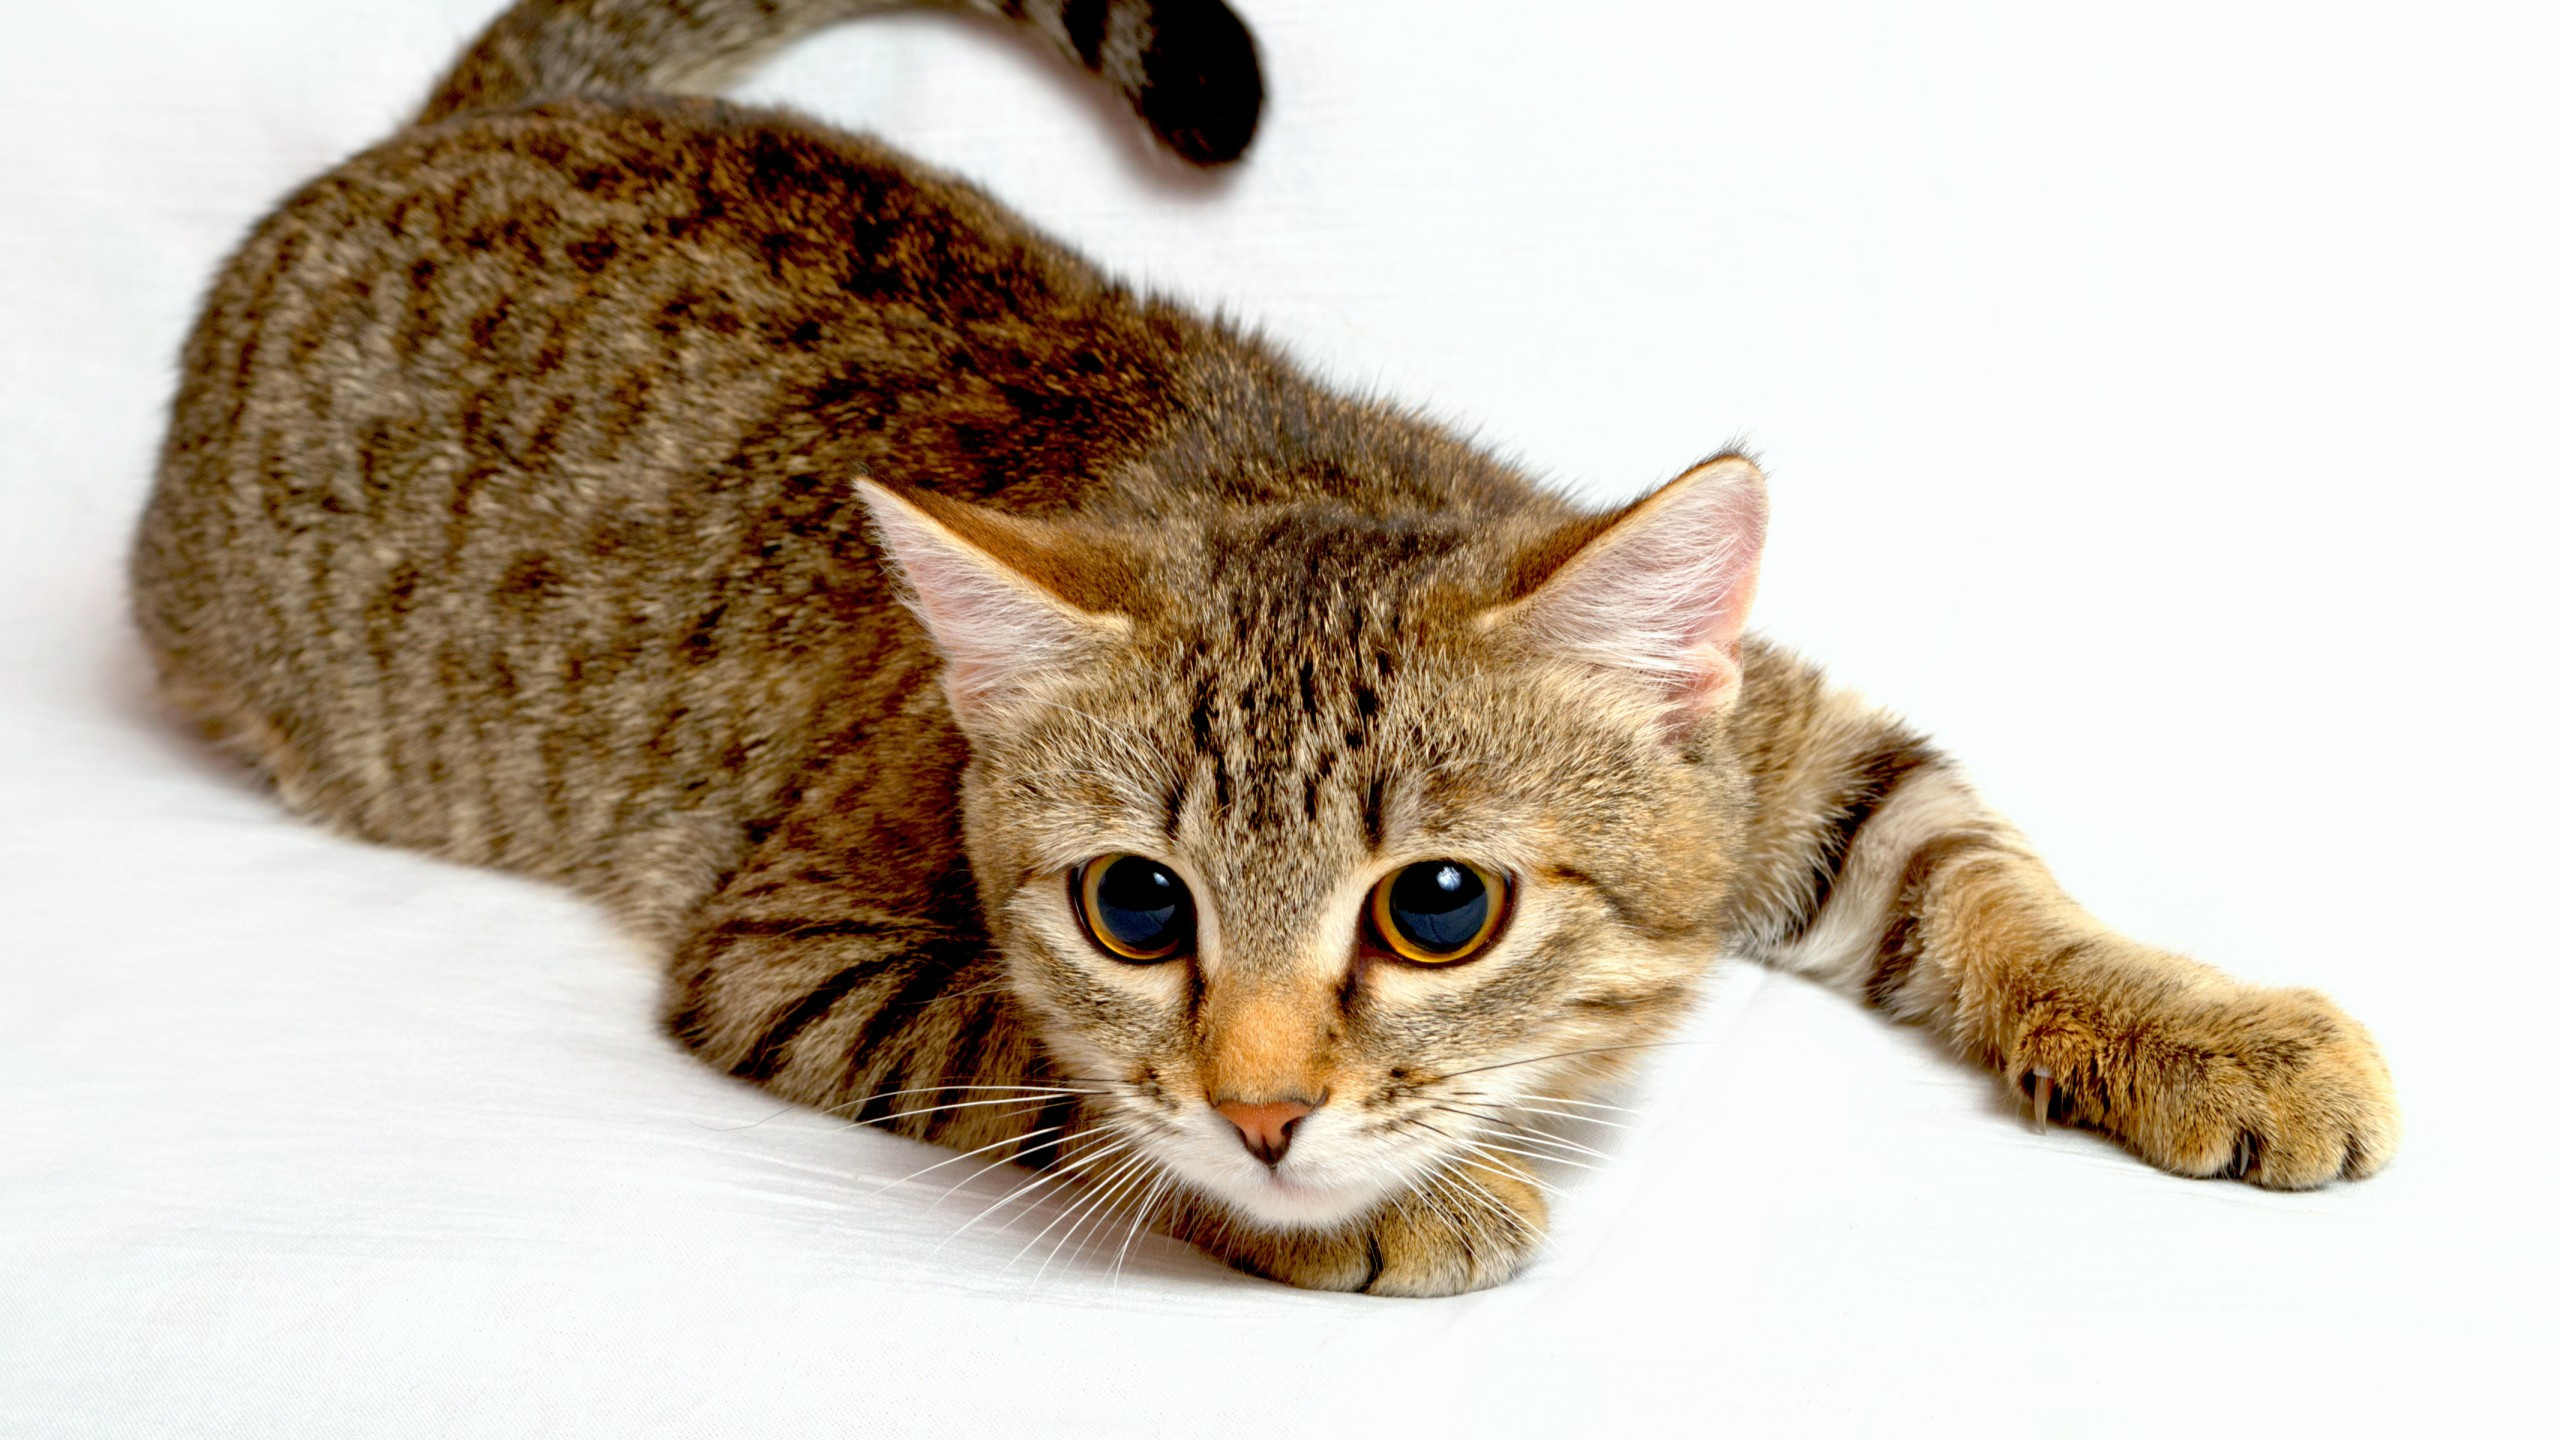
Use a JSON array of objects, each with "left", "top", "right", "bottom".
[{"left": 855, "top": 481, "right": 1131, "bottom": 721}]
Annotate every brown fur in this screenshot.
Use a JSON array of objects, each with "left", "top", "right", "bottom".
[{"left": 129, "top": 0, "right": 2396, "bottom": 1296}]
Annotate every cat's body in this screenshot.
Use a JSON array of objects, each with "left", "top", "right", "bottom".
[{"left": 131, "top": 0, "right": 2398, "bottom": 1295}]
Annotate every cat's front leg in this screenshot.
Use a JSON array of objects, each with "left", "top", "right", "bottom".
[
  {"left": 1868, "top": 845, "right": 2397, "bottom": 1185},
  {"left": 1728, "top": 639, "right": 2400, "bottom": 1186},
  {"left": 659, "top": 764, "right": 1077, "bottom": 1160},
  {"left": 1167, "top": 1157, "right": 1548, "bottom": 1297}
]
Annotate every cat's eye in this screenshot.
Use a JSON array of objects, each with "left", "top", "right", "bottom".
[
  {"left": 1368, "top": 861, "right": 1509, "bottom": 965},
  {"left": 1073, "top": 853, "right": 1194, "bottom": 962}
]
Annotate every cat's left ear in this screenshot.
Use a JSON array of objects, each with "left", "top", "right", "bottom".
[
  {"left": 1485, "top": 453, "right": 1768, "bottom": 722},
  {"left": 855, "top": 481, "right": 1132, "bottom": 721}
]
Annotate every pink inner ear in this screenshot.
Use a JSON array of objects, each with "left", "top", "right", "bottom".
[
  {"left": 855, "top": 481, "right": 1113, "bottom": 716},
  {"left": 1515, "top": 456, "right": 1768, "bottom": 715}
]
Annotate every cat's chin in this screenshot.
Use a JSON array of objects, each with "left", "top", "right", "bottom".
[{"left": 1186, "top": 1160, "right": 1396, "bottom": 1231}]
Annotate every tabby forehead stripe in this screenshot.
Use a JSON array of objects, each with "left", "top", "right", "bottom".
[{"left": 1161, "top": 766, "right": 1189, "bottom": 843}]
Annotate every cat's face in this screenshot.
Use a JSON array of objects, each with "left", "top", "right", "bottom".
[{"left": 862, "top": 458, "right": 1766, "bottom": 1229}]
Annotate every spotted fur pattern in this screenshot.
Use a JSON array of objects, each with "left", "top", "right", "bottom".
[{"left": 130, "top": 0, "right": 2397, "bottom": 1296}]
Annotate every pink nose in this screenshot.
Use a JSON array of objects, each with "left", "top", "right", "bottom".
[{"left": 1214, "top": 1099, "right": 1317, "bottom": 1166}]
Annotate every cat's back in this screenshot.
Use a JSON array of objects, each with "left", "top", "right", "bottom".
[
  {"left": 140, "top": 93, "right": 1198, "bottom": 591},
  {"left": 130, "top": 96, "right": 1206, "bottom": 916}
]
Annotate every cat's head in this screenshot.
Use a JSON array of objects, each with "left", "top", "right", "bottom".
[{"left": 860, "top": 453, "right": 1766, "bottom": 1230}]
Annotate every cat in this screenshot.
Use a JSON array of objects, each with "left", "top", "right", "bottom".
[{"left": 129, "top": 0, "right": 2398, "bottom": 1296}]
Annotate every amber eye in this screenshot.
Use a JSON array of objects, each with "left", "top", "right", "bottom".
[
  {"left": 1368, "top": 861, "right": 1509, "bottom": 965},
  {"left": 1074, "top": 854, "right": 1194, "bottom": 962}
]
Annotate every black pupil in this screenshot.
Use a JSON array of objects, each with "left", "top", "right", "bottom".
[
  {"left": 1095, "top": 857, "right": 1185, "bottom": 955},
  {"left": 1389, "top": 863, "right": 1489, "bottom": 954}
]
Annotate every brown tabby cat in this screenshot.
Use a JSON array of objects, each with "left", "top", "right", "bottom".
[{"left": 129, "top": 0, "right": 2399, "bottom": 1296}]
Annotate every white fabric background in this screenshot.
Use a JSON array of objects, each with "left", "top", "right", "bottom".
[{"left": 4, "top": 1, "right": 2553, "bottom": 1434}]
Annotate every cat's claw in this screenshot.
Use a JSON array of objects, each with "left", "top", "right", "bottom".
[{"left": 2221, "top": 1131, "right": 2258, "bottom": 1181}]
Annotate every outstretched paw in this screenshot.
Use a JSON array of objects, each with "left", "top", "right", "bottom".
[{"left": 2016, "top": 983, "right": 2398, "bottom": 1189}]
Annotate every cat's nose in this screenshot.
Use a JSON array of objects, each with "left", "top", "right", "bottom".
[{"left": 1214, "top": 1098, "right": 1317, "bottom": 1166}]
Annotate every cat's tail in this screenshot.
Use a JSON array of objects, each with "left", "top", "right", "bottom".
[{"left": 417, "top": 0, "right": 1263, "bottom": 165}]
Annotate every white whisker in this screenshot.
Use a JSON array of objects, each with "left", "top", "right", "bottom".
[
  {"left": 1067, "top": 1157, "right": 1165, "bottom": 1276},
  {"left": 1109, "top": 1175, "right": 1175, "bottom": 1287},
  {"left": 691, "top": 1104, "right": 799, "bottom": 1132},
  {"left": 922, "top": 1115, "right": 1143, "bottom": 1207},
  {"left": 1481, "top": 1122, "right": 1615, "bottom": 1162},
  {"left": 1512, "top": 1093, "right": 1640, "bottom": 1114},
  {"left": 870, "top": 1124, "right": 1062, "bottom": 1197},
  {"left": 1422, "top": 1101, "right": 1621, "bottom": 1161},
  {"left": 1434, "top": 1040, "right": 1696, "bottom": 1082},
  {"left": 827, "top": 1092, "right": 1063, "bottom": 1134},
  {"left": 1496, "top": 1103, "right": 1635, "bottom": 1131},
  {"left": 1014, "top": 1151, "right": 1144, "bottom": 1270},
  {"left": 819, "top": 1082, "right": 1103, "bottom": 1118},
  {"left": 1408, "top": 1174, "right": 1469, "bottom": 1236},
  {"left": 944, "top": 1133, "right": 1142, "bottom": 1245},
  {"left": 928, "top": 1121, "right": 1138, "bottom": 1230},
  {"left": 1467, "top": 1138, "right": 1602, "bottom": 1173},
  {"left": 1040, "top": 1155, "right": 1158, "bottom": 1285},
  {"left": 1439, "top": 1161, "right": 1552, "bottom": 1240}
]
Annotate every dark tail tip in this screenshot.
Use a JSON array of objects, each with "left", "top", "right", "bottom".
[{"left": 1132, "top": 0, "right": 1264, "bottom": 166}]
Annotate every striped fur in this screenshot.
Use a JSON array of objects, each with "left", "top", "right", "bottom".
[{"left": 130, "top": 0, "right": 2396, "bottom": 1297}]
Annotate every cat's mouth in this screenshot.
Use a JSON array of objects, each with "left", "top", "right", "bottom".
[{"left": 1157, "top": 1130, "right": 1400, "bottom": 1230}]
